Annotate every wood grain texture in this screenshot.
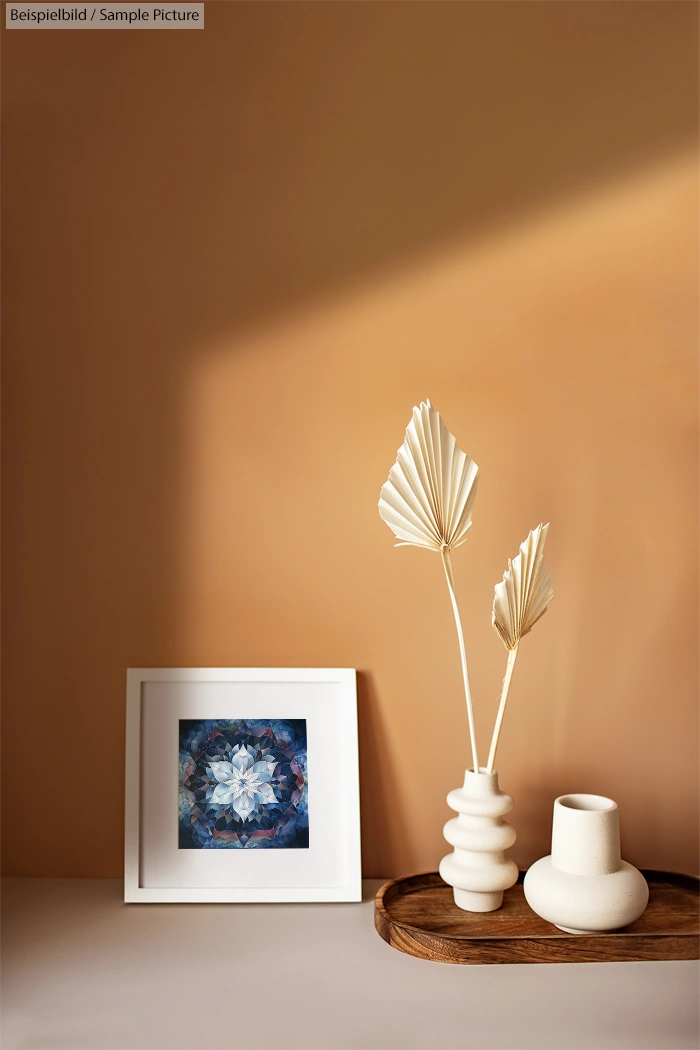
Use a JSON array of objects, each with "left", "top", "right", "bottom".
[{"left": 374, "top": 870, "right": 699, "bottom": 965}]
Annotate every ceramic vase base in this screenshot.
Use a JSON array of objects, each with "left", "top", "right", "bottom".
[
  {"left": 555, "top": 925, "right": 597, "bottom": 935},
  {"left": 453, "top": 888, "right": 503, "bottom": 912}
]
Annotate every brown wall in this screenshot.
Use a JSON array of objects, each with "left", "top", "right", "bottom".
[{"left": 2, "top": 2, "right": 698, "bottom": 879}]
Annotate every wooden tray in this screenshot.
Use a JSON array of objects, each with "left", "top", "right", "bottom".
[{"left": 375, "top": 870, "right": 699, "bottom": 964}]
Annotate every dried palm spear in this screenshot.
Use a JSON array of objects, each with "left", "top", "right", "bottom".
[
  {"left": 486, "top": 524, "right": 554, "bottom": 772},
  {"left": 379, "top": 401, "right": 481, "bottom": 772}
]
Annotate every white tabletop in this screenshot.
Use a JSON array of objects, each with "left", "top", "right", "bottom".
[{"left": 2, "top": 877, "right": 698, "bottom": 1050}]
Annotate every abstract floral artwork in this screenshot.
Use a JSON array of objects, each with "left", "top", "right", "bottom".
[{"left": 179, "top": 719, "right": 308, "bottom": 849}]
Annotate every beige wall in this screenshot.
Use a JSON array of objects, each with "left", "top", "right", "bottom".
[{"left": 2, "top": 2, "right": 698, "bottom": 879}]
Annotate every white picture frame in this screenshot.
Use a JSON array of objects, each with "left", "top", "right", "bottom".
[{"left": 125, "top": 667, "right": 361, "bottom": 903}]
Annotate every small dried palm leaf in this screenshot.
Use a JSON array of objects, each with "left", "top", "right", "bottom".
[
  {"left": 492, "top": 524, "right": 554, "bottom": 650},
  {"left": 378, "top": 401, "right": 479, "bottom": 551}
]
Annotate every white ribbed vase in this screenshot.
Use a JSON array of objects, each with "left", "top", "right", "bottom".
[
  {"left": 523, "top": 793, "right": 649, "bottom": 934},
  {"left": 439, "top": 769, "right": 519, "bottom": 912}
]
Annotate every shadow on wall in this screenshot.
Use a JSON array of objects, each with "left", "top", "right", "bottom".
[
  {"left": 2, "top": 2, "right": 698, "bottom": 877},
  {"left": 356, "top": 671, "right": 413, "bottom": 879}
]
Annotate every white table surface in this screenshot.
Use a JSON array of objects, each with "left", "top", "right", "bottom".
[{"left": 2, "top": 878, "right": 698, "bottom": 1050}]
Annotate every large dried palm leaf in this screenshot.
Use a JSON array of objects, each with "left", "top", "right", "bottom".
[
  {"left": 486, "top": 524, "right": 554, "bottom": 772},
  {"left": 379, "top": 402, "right": 481, "bottom": 772},
  {"left": 378, "top": 401, "right": 479, "bottom": 551}
]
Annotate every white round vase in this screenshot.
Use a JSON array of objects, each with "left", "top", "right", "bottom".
[
  {"left": 439, "top": 769, "right": 519, "bottom": 912},
  {"left": 523, "top": 793, "right": 649, "bottom": 934}
]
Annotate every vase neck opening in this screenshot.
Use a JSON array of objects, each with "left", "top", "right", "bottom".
[
  {"left": 558, "top": 794, "right": 616, "bottom": 812},
  {"left": 463, "top": 768, "right": 500, "bottom": 794}
]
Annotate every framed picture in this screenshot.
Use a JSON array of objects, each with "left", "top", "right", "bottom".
[{"left": 124, "top": 667, "right": 361, "bottom": 903}]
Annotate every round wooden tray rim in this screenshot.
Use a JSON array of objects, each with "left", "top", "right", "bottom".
[{"left": 375, "top": 865, "right": 700, "bottom": 961}]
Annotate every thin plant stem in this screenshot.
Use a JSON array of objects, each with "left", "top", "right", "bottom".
[
  {"left": 440, "top": 547, "right": 480, "bottom": 774},
  {"left": 486, "top": 646, "right": 519, "bottom": 774}
]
